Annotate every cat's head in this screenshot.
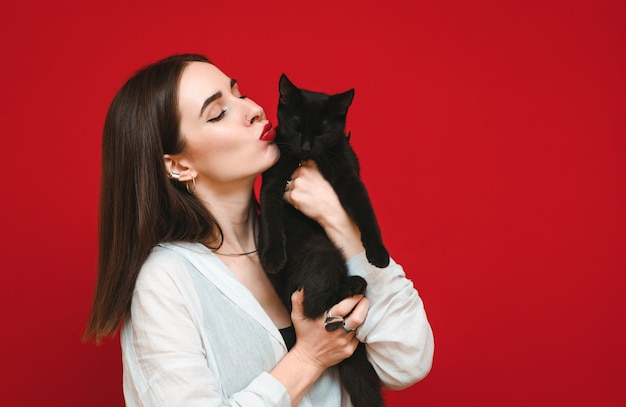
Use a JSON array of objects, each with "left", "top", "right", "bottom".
[{"left": 277, "top": 74, "right": 354, "bottom": 160}]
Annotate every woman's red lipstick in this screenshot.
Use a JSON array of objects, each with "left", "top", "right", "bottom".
[{"left": 260, "top": 122, "right": 276, "bottom": 142}]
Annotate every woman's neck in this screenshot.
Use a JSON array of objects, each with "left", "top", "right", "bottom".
[
  {"left": 216, "top": 215, "right": 257, "bottom": 254},
  {"left": 203, "top": 195, "right": 258, "bottom": 254}
]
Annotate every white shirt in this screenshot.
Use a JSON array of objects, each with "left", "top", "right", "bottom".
[{"left": 121, "top": 242, "right": 434, "bottom": 406}]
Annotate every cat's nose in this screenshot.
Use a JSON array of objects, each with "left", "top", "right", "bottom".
[{"left": 302, "top": 139, "right": 311, "bottom": 153}]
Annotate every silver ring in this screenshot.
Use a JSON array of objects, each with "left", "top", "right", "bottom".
[
  {"left": 284, "top": 179, "right": 292, "bottom": 192},
  {"left": 341, "top": 320, "right": 355, "bottom": 333},
  {"left": 324, "top": 309, "right": 344, "bottom": 332}
]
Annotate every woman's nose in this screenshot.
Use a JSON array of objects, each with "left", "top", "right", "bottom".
[{"left": 244, "top": 100, "right": 265, "bottom": 125}]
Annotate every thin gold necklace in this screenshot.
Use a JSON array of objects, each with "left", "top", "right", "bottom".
[{"left": 211, "top": 249, "right": 258, "bottom": 257}]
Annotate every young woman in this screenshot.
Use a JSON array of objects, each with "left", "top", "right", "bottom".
[{"left": 84, "top": 54, "right": 434, "bottom": 406}]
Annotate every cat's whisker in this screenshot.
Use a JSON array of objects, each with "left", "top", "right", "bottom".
[{"left": 316, "top": 151, "right": 336, "bottom": 169}]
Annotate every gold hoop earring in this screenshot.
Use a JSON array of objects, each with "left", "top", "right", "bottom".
[{"left": 186, "top": 175, "right": 196, "bottom": 194}]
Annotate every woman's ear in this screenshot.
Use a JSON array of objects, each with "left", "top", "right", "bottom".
[{"left": 163, "top": 154, "right": 195, "bottom": 181}]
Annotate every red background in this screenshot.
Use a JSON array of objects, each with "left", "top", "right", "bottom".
[{"left": 2, "top": 0, "right": 625, "bottom": 406}]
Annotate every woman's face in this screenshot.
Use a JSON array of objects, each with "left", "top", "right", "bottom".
[{"left": 175, "top": 62, "right": 279, "bottom": 188}]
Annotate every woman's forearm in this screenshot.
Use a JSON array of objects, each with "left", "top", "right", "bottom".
[
  {"left": 318, "top": 207, "right": 366, "bottom": 260},
  {"left": 270, "top": 348, "right": 325, "bottom": 406}
]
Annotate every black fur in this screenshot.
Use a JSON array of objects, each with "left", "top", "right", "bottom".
[{"left": 258, "top": 74, "right": 390, "bottom": 407}]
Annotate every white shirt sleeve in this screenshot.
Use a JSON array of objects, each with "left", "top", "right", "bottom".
[
  {"left": 346, "top": 252, "right": 435, "bottom": 390},
  {"left": 121, "top": 254, "right": 291, "bottom": 407}
]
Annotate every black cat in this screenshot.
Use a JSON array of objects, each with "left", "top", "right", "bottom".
[{"left": 258, "top": 74, "right": 390, "bottom": 407}]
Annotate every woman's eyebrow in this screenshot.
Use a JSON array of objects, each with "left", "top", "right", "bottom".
[
  {"left": 198, "top": 79, "right": 238, "bottom": 118},
  {"left": 199, "top": 91, "right": 222, "bottom": 118}
]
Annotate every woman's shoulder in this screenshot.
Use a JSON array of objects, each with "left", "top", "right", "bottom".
[
  {"left": 137, "top": 241, "right": 212, "bottom": 288},
  {"left": 142, "top": 242, "right": 192, "bottom": 269}
]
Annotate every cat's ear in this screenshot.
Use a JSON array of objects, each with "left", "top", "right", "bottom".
[
  {"left": 330, "top": 89, "right": 355, "bottom": 114},
  {"left": 279, "top": 74, "right": 299, "bottom": 104}
]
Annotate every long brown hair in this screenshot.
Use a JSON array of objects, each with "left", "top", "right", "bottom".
[{"left": 84, "top": 54, "right": 220, "bottom": 342}]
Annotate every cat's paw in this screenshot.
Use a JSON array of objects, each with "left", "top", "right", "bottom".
[
  {"left": 259, "top": 240, "right": 287, "bottom": 275},
  {"left": 365, "top": 244, "right": 390, "bottom": 268},
  {"left": 338, "top": 275, "right": 368, "bottom": 298}
]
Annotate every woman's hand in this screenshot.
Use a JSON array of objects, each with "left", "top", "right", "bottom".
[
  {"left": 283, "top": 160, "right": 342, "bottom": 223},
  {"left": 270, "top": 290, "right": 370, "bottom": 405},
  {"left": 283, "top": 160, "right": 365, "bottom": 259},
  {"left": 289, "top": 289, "right": 370, "bottom": 369}
]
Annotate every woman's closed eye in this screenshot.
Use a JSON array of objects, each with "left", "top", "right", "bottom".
[
  {"left": 206, "top": 90, "right": 247, "bottom": 122},
  {"left": 207, "top": 107, "right": 228, "bottom": 122},
  {"left": 232, "top": 80, "right": 246, "bottom": 100}
]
